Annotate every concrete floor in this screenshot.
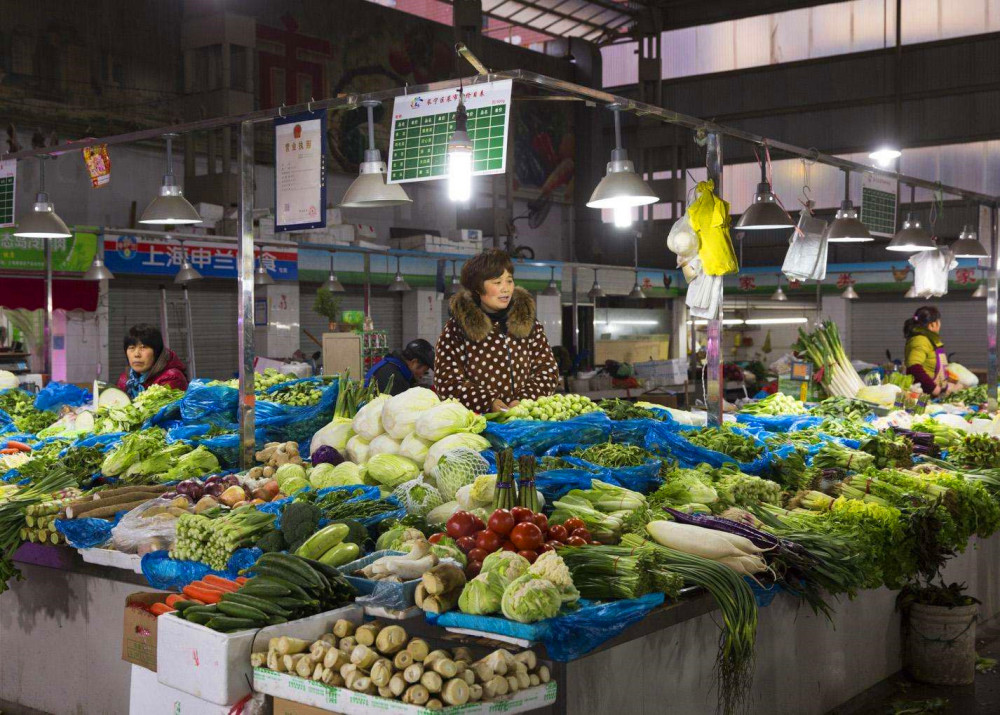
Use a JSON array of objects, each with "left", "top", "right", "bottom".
[{"left": 828, "top": 621, "right": 1000, "bottom": 715}]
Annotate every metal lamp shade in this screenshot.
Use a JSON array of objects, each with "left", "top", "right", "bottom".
[
  {"left": 841, "top": 284, "right": 860, "bottom": 300},
  {"left": 254, "top": 262, "right": 275, "bottom": 286},
  {"left": 175, "top": 259, "right": 203, "bottom": 284},
  {"left": 83, "top": 255, "right": 115, "bottom": 281},
  {"left": 14, "top": 195, "right": 72, "bottom": 238},
  {"left": 139, "top": 184, "right": 202, "bottom": 225},
  {"left": 541, "top": 281, "right": 560, "bottom": 297},
  {"left": 588, "top": 282, "right": 605, "bottom": 300},
  {"left": 887, "top": 215, "right": 936, "bottom": 252},
  {"left": 972, "top": 283, "right": 988, "bottom": 299},
  {"left": 340, "top": 158, "right": 412, "bottom": 208},
  {"left": 826, "top": 201, "right": 873, "bottom": 243},
  {"left": 952, "top": 226, "right": 989, "bottom": 258},
  {"left": 770, "top": 285, "right": 788, "bottom": 302},
  {"left": 388, "top": 271, "right": 411, "bottom": 292},
  {"left": 628, "top": 277, "right": 646, "bottom": 300},
  {"left": 322, "top": 273, "right": 346, "bottom": 293},
  {"left": 586, "top": 157, "right": 658, "bottom": 209},
  {"left": 445, "top": 275, "right": 461, "bottom": 297},
  {"left": 737, "top": 183, "right": 794, "bottom": 230}
]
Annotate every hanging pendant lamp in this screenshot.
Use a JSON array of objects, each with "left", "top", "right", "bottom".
[
  {"left": 825, "top": 170, "right": 872, "bottom": 243},
  {"left": 586, "top": 104, "right": 658, "bottom": 229},
  {"left": 737, "top": 155, "right": 794, "bottom": 231},
  {"left": 952, "top": 225, "right": 989, "bottom": 258},
  {"left": 387, "top": 256, "right": 410, "bottom": 292},
  {"left": 541, "top": 267, "right": 560, "bottom": 297},
  {"left": 588, "top": 270, "right": 605, "bottom": 300},
  {"left": 174, "top": 242, "right": 203, "bottom": 284},
  {"left": 771, "top": 275, "right": 788, "bottom": 302},
  {"left": 14, "top": 157, "right": 72, "bottom": 239},
  {"left": 445, "top": 261, "right": 461, "bottom": 297},
  {"left": 340, "top": 101, "right": 412, "bottom": 208},
  {"left": 140, "top": 134, "right": 202, "bottom": 225},
  {"left": 321, "top": 253, "right": 345, "bottom": 293},
  {"left": 887, "top": 185, "right": 935, "bottom": 252},
  {"left": 254, "top": 259, "right": 274, "bottom": 286},
  {"left": 841, "top": 284, "right": 859, "bottom": 300}
]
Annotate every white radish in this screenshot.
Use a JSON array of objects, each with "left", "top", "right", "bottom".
[
  {"left": 646, "top": 521, "right": 766, "bottom": 560},
  {"left": 716, "top": 554, "right": 767, "bottom": 576}
]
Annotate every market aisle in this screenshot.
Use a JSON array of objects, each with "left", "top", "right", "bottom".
[{"left": 829, "top": 621, "right": 1000, "bottom": 715}]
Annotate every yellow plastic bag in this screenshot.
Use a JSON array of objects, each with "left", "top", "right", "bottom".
[{"left": 688, "top": 180, "right": 738, "bottom": 276}]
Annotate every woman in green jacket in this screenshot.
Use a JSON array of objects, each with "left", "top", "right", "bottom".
[{"left": 903, "top": 306, "right": 952, "bottom": 396}]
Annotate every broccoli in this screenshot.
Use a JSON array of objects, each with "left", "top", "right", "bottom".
[
  {"left": 255, "top": 530, "right": 287, "bottom": 553},
  {"left": 280, "top": 501, "right": 322, "bottom": 552}
]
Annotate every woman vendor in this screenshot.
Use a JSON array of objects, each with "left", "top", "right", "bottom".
[
  {"left": 903, "top": 306, "right": 954, "bottom": 397},
  {"left": 117, "top": 323, "right": 189, "bottom": 397},
  {"left": 434, "top": 249, "right": 560, "bottom": 413}
]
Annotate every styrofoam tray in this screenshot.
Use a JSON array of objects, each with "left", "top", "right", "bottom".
[
  {"left": 80, "top": 547, "right": 144, "bottom": 573},
  {"left": 337, "top": 550, "right": 421, "bottom": 609},
  {"left": 253, "top": 668, "right": 558, "bottom": 714},
  {"left": 157, "top": 604, "right": 363, "bottom": 706}
]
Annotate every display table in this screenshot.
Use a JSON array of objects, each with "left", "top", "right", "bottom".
[{"left": 2, "top": 536, "right": 997, "bottom": 715}]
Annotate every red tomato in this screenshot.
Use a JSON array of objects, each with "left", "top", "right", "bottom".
[
  {"left": 517, "top": 550, "right": 538, "bottom": 564},
  {"left": 545, "top": 540, "right": 563, "bottom": 551},
  {"left": 501, "top": 541, "right": 518, "bottom": 552},
  {"left": 428, "top": 532, "right": 446, "bottom": 544},
  {"left": 487, "top": 509, "right": 515, "bottom": 536},
  {"left": 566, "top": 536, "right": 587, "bottom": 546},
  {"left": 537, "top": 542, "right": 554, "bottom": 554},
  {"left": 446, "top": 512, "right": 477, "bottom": 540},
  {"left": 468, "top": 548, "right": 488, "bottom": 563},
  {"left": 510, "top": 507, "right": 534, "bottom": 524},
  {"left": 456, "top": 535, "right": 477, "bottom": 554},
  {"left": 563, "top": 517, "right": 586, "bottom": 532},
  {"left": 510, "top": 522, "right": 544, "bottom": 551},
  {"left": 466, "top": 561, "right": 482, "bottom": 578},
  {"left": 547, "top": 525, "right": 568, "bottom": 543},
  {"left": 475, "top": 529, "right": 502, "bottom": 553},
  {"left": 470, "top": 515, "right": 486, "bottom": 533},
  {"left": 532, "top": 513, "right": 549, "bottom": 532},
  {"left": 571, "top": 528, "right": 592, "bottom": 542}
]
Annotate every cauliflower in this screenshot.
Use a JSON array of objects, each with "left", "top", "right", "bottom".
[
  {"left": 500, "top": 574, "right": 561, "bottom": 623},
  {"left": 528, "top": 551, "right": 580, "bottom": 604},
  {"left": 480, "top": 551, "right": 529, "bottom": 585}
]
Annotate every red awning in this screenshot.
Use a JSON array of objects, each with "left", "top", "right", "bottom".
[{"left": 0, "top": 278, "right": 99, "bottom": 312}]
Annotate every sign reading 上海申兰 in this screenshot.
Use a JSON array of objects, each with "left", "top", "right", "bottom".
[
  {"left": 103, "top": 234, "right": 298, "bottom": 280},
  {"left": 274, "top": 110, "right": 326, "bottom": 233},
  {"left": 0, "top": 229, "right": 98, "bottom": 272},
  {"left": 861, "top": 173, "right": 898, "bottom": 238},
  {"left": 388, "top": 79, "right": 512, "bottom": 184},
  {"left": 0, "top": 160, "right": 15, "bottom": 227}
]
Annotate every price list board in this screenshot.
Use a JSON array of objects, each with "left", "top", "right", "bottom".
[
  {"left": 388, "top": 79, "right": 512, "bottom": 183},
  {"left": 0, "top": 160, "right": 15, "bottom": 228},
  {"left": 861, "top": 173, "right": 898, "bottom": 237}
]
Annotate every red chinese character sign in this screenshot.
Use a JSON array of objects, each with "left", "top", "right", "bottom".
[
  {"left": 103, "top": 234, "right": 297, "bottom": 281},
  {"left": 387, "top": 79, "right": 512, "bottom": 184},
  {"left": 274, "top": 110, "right": 326, "bottom": 232}
]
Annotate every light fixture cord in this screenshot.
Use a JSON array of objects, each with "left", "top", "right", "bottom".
[
  {"left": 843, "top": 169, "right": 850, "bottom": 201},
  {"left": 613, "top": 107, "right": 622, "bottom": 152},
  {"left": 165, "top": 136, "right": 174, "bottom": 177},
  {"left": 366, "top": 104, "right": 376, "bottom": 153},
  {"left": 38, "top": 158, "right": 46, "bottom": 194}
]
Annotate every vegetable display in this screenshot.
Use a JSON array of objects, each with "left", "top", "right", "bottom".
[
  {"left": 685, "top": 425, "right": 763, "bottom": 463},
  {"left": 496, "top": 393, "right": 599, "bottom": 422}
]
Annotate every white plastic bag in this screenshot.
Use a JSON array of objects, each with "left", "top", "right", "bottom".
[
  {"left": 111, "top": 496, "right": 188, "bottom": 555},
  {"left": 686, "top": 274, "right": 722, "bottom": 319},
  {"left": 782, "top": 213, "right": 828, "bottom": 282}
]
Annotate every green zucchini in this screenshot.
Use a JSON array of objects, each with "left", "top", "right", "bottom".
[
  {"left": 318, "top": 541, "right": 360, "bottom": 567},
  {"left": 239, "top": 577, "right": 292, "bottom": 598},
  {"left": 221, "top": 592, "right": 291, "bottom": 617},
  {"left": 295, "top": 522, "right": 349, "bottom": 561},
  {"left": 216, "top": 601, "right": 269, "bottom": 622},
  {"left": 255, "top": 553, "right": 324, "bottom": 589},
  {"left": 205, "top": 616, "right": 259, "bottom": 632}
]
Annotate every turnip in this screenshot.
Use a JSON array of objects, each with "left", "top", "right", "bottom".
[{"left": 646, "top": 520, "right": 766, "bottom": 561}]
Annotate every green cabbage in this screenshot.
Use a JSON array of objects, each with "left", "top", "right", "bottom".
[
  {"left": 655, "top": 470, "right": 719, "bottom": 506},
  {"left": 500, "top": 574, "right": 562, "bottom": 623},
  {"left": 274, "top": 462, "right": 308, "bottom": 487},
  {"left": 310, "top": 461, "right": 364, "bottom": 488},
  {"left": 123, "top": 441, "right": 192, "bottom": 482},
  {"left": 364, "top": 454, "right": 420, "bottom": 488},
  {"left": 459, "top": 571, "right": 506, "bottom": 615},
  {"left": 414, "top": 401, "right": 487, "bottom": 442},
  {"left": 309, "top": 417, "right": 353, "bottom": 457},
  {"left": 352, "top": 394, "right": 391, "bottom": 440},
  {"left": 162, "top": 446, "right": 220, "bottom": 483},
  {"left": 480, "top": 551, "right": 529, "bottom": 585},
  {"left": 391, "top": 478, "right": 444, "bottom": 516},
  {"left": 382, "top": 387, "right": 440, "bottom": 439},
  {"left": 424, "top": 433, "right": 491, "bottom": 474},
  {"left": 101, "top": 428, "right": 167, "bottom": 477},
  {"left": 346, "top": 435, "right": 370, "bottom": 464},
  {"left": 433, "top": 447, "right": 490, "bottom": 501},
  {"left": 400, "top": 433, "right": 432, "bottom": 471}
]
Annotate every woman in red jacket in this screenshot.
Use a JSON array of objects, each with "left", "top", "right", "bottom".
[
  {"left": 434, "top": 250, "right": 559, "bottom": 414},
  {"left": 116, "top": 323, "right": 189, "bottom": 398}
]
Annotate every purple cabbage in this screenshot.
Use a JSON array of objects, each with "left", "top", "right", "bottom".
[{"left": 311, "top": 445, "right": 345, "bottom": 467}]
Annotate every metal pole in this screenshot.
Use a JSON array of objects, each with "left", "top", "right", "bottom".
[
  {"left": 159, "top": 285, "right": 170, "bottom": 348},
  {"left": 705, "top": 133, "right": 723, "bottom": 426},
  {"left": 571, "top": 266, "right": 579, "bottom": 356},
  {"left": 988, "top": 204, "right": 999, "bottom": 410},
  {"left": 237, "top": 120, "right": 256, "bottom": 468},
  {"left": 44, "top": 238, "right": 52, "bottom": 378},
  {"left": 183, "top": 285, "right": 197, "bottom": 379}
]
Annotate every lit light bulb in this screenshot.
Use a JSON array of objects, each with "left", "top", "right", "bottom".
[
  {"left": 613, "top": 204, "right": 633, "bottom": 228},
  {"left": 869, "top": 147, "right": 901, "bottom": 168},
  {"left": 447, "top": 149, "right": 472, "bottom": 202}
]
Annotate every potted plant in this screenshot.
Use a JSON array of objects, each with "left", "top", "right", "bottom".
[
  {"left": 896, "top": 507, "right": 980, "bottom": 686},
  {"left": 314, "top": 288, "right": 342, "bottom": 331}
]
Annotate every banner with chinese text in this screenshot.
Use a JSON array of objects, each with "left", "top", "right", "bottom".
[
  {"left": 103, "top": 234, "right": 297, "bottom": 280},
  {"left": 0, "top": 229, "right": 97, "bottom": 272}
]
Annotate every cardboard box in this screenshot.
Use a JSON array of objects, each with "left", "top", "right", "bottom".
[
  {"left": 129, "top": 664, "right": 240, "bottom": 715},
  {"left": 255, "top": 669, "right": 558, "bottom": 715},
  {"left": 273, "top": 697, "right": 333, "bottom": 715},
  {"left": 193, "top": 202, "right": 225, "bottom": 223},
  {"left": 122, "top": 591, "right": 171, "bottom": 672},
  {"left": 639, "top": 392, "right": 680, "bottom": 409},
  {"left": 157, "top": 604, "right": 363, "bottom": 706},
  {"left": 355, "top": 223, "right": 377, "bottom": 239}
]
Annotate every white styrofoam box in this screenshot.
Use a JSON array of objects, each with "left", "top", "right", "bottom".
[
  {"left": 254, "top": 669, "right": 558, "bottom": 715},
  {"left": 352, "top": 239, "right": 387, "bottom": 251},
  {"left": 157, "top": 604, "right": 362, "bottom": 705},
  {"left": 79, "top": 547, "right": 143, "bottom": 573},
  {"left": 355, "top": 223, "right": 377, "bottom": 239},
  {"left": 326, "top": 207, "right": 342, "bottom": 225},
  {"left": 451, "top": 229, "right": 483, "bottom": 241},
  {"left": 193, "top": 202, "right": 225, "bottom": 223},
  {"left": 390, "top": 234, "right": 446, "bottom": 251},
  {"left": 329, "top": 224, "right": 356, "bottom": 243},
  {"left": 130, "top": 664, "right": 248, "bottom": 715}
]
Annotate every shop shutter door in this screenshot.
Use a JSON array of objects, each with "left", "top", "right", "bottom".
[
  {"left": 299, "top": 284, "right": 404, "bottom": 362},
  {"left": 849, "top": 298, "right": 988, "bottom": 370}
]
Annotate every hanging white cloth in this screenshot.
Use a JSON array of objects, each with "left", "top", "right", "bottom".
[
  {"left": 782, "top": 213, "right": 829, "bottom": 282},
  {"left": 909, "top": 248, "right": 957, "bottom": 298}
]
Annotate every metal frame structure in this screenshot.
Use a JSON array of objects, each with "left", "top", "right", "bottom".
[{"left": 4, "top": 70, "right": 998, "bottom": 460}]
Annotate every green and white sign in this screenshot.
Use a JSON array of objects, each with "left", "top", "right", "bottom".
[
  {"left": 0, "top": 229, "right": 98, "bottom": 272},
  {"left": 861, "top": 173, "right": 898, "bottom": 237},
  {"left": 0, "top": 160, "right": 14, "bottom": 228},
  {"left": 388, "top": 79, "right": 511, "bottom": 183}
]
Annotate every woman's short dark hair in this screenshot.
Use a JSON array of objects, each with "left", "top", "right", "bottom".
[
  {"left": 123, "top": 323, "right": 164, "bottom": 360},
  {"left": 460, "top": 249, "right": 514, "bottom": 295},
  {"left": 903, "top": 305, "right": 942, "bottom": 338}
]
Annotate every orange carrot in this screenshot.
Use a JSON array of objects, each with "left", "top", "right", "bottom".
[
  {"left": 3, "top": 441, "right": 31, "bottom": 452},
  {"left": 235, "top": 576, "right": 249, "bottom": 585},
  {"left": 165, "top": 594, "right": 184, "bottom": 607},
  {"left": 150, "top": 602, "right": 176, "bottom": 616},
  {"left": 189, "top": 580, "right": 225, "bottom": 593},
  {"left": 203, "top": 575, "right": 240, "bottom": 592},
  {"left": 183, "top": 584, "right": 223, "bottom": 604}
]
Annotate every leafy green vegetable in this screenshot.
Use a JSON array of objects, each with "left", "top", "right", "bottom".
[
  {"left": 500, "top": 574, "right": 562, "bottom": 623},
  {"left": 685, "top": 424, "right": 763, "bottom": 463},
  {"left": 101, "top": 428, "right": 168, "bottom": 477}
]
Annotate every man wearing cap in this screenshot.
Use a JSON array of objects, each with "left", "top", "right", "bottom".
[{"left": 364, "top": 339, "right": 435, "bottom": 396}]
